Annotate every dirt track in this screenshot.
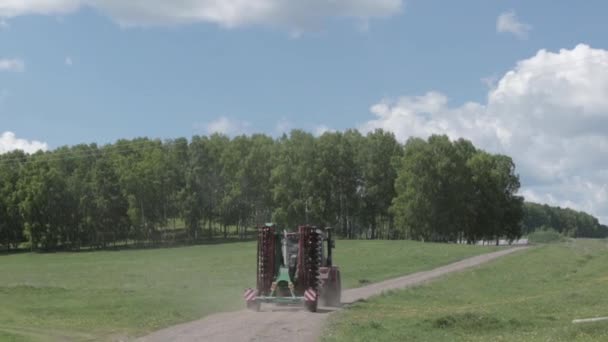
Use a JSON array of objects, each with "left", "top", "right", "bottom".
[{"left": 138, "top": 247, "right": 528, "bottom": 342}]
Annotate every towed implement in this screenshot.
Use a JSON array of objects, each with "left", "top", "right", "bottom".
[{"left": 243, "top": 224, "right": 341, "bottom": 312}]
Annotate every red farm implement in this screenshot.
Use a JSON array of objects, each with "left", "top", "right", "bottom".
[{"left": 244, "top": 224, "right": 341, "bottom": 312}]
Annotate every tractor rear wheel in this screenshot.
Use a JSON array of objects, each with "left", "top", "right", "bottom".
[
  {"left": 305, "top": 299, "right": 318, "bottom": 313},
  {"left": 328, "top": 270, "right": 342, "bottom": 307},
  {"left": 332, "top": 271, "right": 342, "bottom": 307},
  {"left": 247, "top": 301, "right": 261, "bottom": 312}
]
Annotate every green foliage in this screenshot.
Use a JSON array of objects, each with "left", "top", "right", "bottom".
[
  {"left": 0, "top": 150, "right": 26, "bottom": 250},
  {"left": 0, "top": 129, "right": 409, "bottom": 251},
  {"left": 523, "top": 202, "right": 608, "bottom": 238},
  {"left": 324, "top": 240, "right": 608, "bottom": 342},
  {"left": 391, "top": 135, "right": 523, "bottom": 243},
  {"left": 356, "top": 130, "right": 403, "bottom": 239},
  {"left": 0, "top": 240, "right": 496, "bottom": 340},
  {"left": 5, "top": 130, "right": 604, "bottom": 251},
  {"left": 527, "top": 228, "right": 566, "bottom": 243}
]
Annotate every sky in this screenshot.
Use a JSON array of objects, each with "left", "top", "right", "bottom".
[{"left": 1, "top": 0, "right": 608, "bottom": 222}]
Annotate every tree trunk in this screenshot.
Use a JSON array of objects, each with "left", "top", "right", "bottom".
[
  {"left": 208, "top": 218, "right": 213, "bottom": 239},
  {"left": 194, "top": 220, "right": 198, "bottom": 241},
  {"left": 140, "top": 199, "right": 146, "bottom": 245},
  {"left": 371, "top": 219, "right": 377, "bottom": 240}
]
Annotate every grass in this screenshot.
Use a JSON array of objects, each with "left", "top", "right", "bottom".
[
  {"left": 0, "top": 239, "right": 498, "bottom": 341},
  {"left": 324, "top": 239, "right": 608, "bottom": 342},
  {"left": 0, "top": 331, "right": 34, "bottom": 342},
  {"left": 334, "top": 240, "right": 498, "bottom": 289},
  {"left": 527, "top": 228, "right": 566, "bottom": 243}
]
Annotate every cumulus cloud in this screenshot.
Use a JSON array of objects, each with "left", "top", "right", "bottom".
[
  {"left": 275, "top": 118, "right": 292, "bottom": 135},
  {"left": 0, "top": 0, "right": 80, "bottom": 17},
  {"left": 0, "top": 0, "right": 403, "bottom": 30},
  {"left": 0, "top": 58, "right": 25, "bottom": 72},
  {"left": 0, "top": 131, "right": 48, "bottom": 154},
  {"left": 205, "top": 116, "right": 250, "bottom": 136},
  {"left": 361, "top": 44, "right": 608, "bottom": 222},
  {"left": 497, "top": 10, "right": 531, "bottom": 39},
  {"left": 314, "top": 124, "right": 336, "bottom": 136}
]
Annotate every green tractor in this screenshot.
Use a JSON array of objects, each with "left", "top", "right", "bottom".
[{"left": 243, "top": 224, "right": 341, "bottom": 312}]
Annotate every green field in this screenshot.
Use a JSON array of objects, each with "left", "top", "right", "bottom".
[
  {"left": 0, "top": 240, "right": 498, "bottom": 341},
  {"left": 324, "top": 239, "right": 608, "bottom": 342}
]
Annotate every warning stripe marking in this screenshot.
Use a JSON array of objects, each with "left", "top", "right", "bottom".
[
  {"left": 243, "top": 288, "right": 257, "bottom": 301},
  {"left": 304, "top": 289, "right": 316, "bottom": 302}
]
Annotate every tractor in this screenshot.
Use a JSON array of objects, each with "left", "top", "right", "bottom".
[{"left": 243, "top": 224, "right": 341, "bottom": 312}]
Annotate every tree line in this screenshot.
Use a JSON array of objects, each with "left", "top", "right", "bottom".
[
  {"left": 391, "top": 135, "right": 523, "bottom": 243},
  {"left": 0, "top": 129, "right": 600, "bottom": 252},
  {"left": 523, "top": 202, "right": 608, "bottom": 238}
]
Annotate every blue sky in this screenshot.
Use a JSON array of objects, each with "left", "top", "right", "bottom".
[
  {"left": 1, "top": 0, "right": 608, "bottom": 222},
  {"left": 0, "top": 0, "right": 604, "bottom": 145}
]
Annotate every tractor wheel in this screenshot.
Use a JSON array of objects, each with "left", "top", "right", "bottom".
[
  {"left": 247, "top": 301, "right": 261, "bottom": 312},
  {"left": 305, "top": 299, "right": 318, "bottom": 313},
  {"left": 324, "top": 271, "right": 342, "bottom": 307},
  {"left": 329, "top": 271, "right": 342, "bottom": 307}
]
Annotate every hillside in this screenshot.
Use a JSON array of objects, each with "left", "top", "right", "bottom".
[{"left": 0, "top": 240, "right": 498, "bottom": 341}]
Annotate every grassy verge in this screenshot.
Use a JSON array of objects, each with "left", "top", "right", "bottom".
[
  {"left": 0, "top": 240, "right": 498, "bottom": 341},
  {"left": 0, "top": 331, "right": 34, "bottom": 342},
  {"left": 334, "top": 240, "right": 498, "bottom": 289},
  {"left": 324, "top": 239, "right": 608, "bottom": 342},
  {"left": 527, "top": 228, "right": 566, "bottom": 243}
]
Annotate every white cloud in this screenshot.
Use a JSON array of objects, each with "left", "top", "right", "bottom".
[
  {"left": 65, "top": 56, "right": 73, "bottom": 66},
  {"left": 497, "top": 10, "right": 531, "bottom": 39},
  {"left": 361, "top": 44, "right": 608, "bottom": 223},
  {"left": 0, "top": 58, "right": 25, "bottom": 72},
  {"left": 314, "top": 124, "right": 336, "bottom": 136},
  {"left": 205, "top": 116, "right": 250, "bottom": 136},
  {"left": 0, "top": 0, "right": 81, "bottom": 17},
  {"left": 0, "top": 0, "right": 403, "bottom": 30},
  {"left": 275, "top": 118, "right": 292, "bottom": 135},
  {"left": 0, "top": 131, "right": 48, "bottom": 154}
]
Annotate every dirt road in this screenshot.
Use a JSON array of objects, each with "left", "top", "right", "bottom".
[{"left": 138, "top": 247, "right": 527, "bottom": 342}]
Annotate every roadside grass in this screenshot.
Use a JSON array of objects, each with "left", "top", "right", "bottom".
[
  {"left": 0, "top": 240, "right": 498, "bottom": 341},
  {"left": 335, "top": 240, "right": 498, "bottom": 289},
  {"left": 0, "top": 330, "right": 34, "bottom": 342},
  {"left": 324, "top": 239, "right": 608, "bottom": 342},
  {"left": 527, "top": 228, "right": 567, "bottom": 244}
]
